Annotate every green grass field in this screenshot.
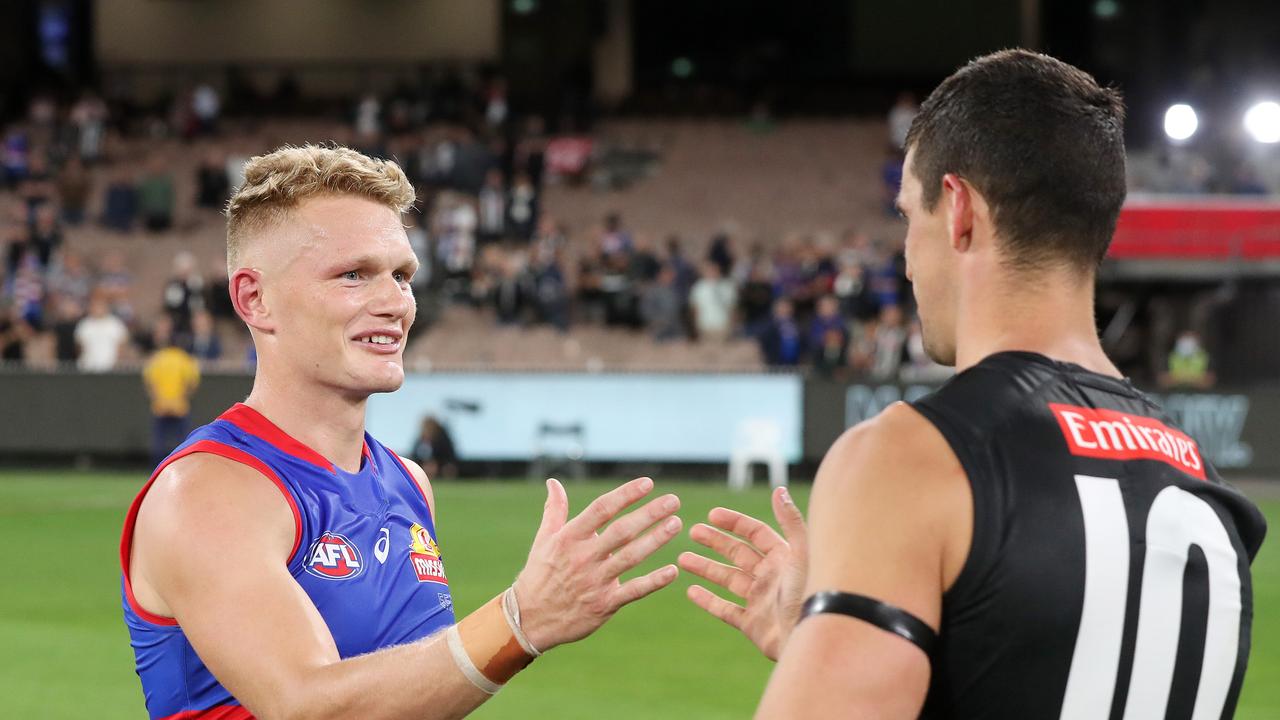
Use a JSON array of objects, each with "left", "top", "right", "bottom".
[{"left": 1, "top": 471, "right": 1277, "bottom": 719}]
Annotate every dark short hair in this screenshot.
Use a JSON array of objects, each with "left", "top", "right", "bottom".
[{"left": 905, "top": 49, "right": 1127, "bottom": 272}]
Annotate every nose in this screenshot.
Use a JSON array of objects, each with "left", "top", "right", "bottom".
[{"left": 369, "top": 272, "right": 414, "bottom": 320}]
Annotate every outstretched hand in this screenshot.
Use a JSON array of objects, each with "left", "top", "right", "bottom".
[
  {"left": 514, "top": 477, "right": 682, "bottom": 651},
  {"left": 678, "top": 486, "right": 808, "bottom": 661}
]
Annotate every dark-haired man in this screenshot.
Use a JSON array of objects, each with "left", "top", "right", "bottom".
[{"left": 680, "top": 49, "right": 1267, "bottom": 718}]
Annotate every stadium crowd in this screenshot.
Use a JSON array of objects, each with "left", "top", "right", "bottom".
[
  {"left": 2, "top": 67, "right": 1252, "bottom": 380},
  {"left": 0, "top": 69, "right": 957, "bottom": 381}
]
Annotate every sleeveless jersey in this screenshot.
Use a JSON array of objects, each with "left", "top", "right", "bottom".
[
  {"left": 120, "top": 403, "right": 456, "bottom": 719},
  {"left": 911, "top": 352, "right": 1266, "bottom": 719}
]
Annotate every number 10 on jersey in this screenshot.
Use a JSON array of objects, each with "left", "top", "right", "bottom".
[{"left": 1060, "top": 475, "right": 1243, "bottom": 720}]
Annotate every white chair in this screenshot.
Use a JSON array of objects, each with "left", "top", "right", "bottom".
[{"left": 728, "top": 418, "right": 788, "bottom": 491}]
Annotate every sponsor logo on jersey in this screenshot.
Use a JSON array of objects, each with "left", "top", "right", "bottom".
[
  {"left": 1049, "top": 403, "right": 1207, "bottom": 480},
  {"left": 374, "top": 527, "right": 390, "bottom": 564},
  {"left": 408, "top": 522, "right": 448, "bottom": 584},
  {"left": 306, "top": 532, "right": 364, "bottom": 580}
]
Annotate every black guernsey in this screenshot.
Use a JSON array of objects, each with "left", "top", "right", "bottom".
[{"left": 911, "top": 352, "right": 1267, "bottom": 720}]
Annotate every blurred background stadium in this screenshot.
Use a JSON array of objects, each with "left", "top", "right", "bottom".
[{"left": 0, "top": 0, "right": 1277, "bottom": 717}]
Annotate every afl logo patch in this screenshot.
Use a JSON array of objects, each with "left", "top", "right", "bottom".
[{"left": 306, "top": 532, "right": 364, "bottom": 580}]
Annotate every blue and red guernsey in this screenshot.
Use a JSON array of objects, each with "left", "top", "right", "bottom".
[{"left": 120, "top": 403, "right": 456, "bottom": 719}]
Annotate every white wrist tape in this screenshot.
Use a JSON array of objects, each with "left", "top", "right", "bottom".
[
  {"left": 502, "top": 585, "right": 542, "bottom": 657},
  {"left": 446, "top": 624, "right": 502, "bottom": 695}
]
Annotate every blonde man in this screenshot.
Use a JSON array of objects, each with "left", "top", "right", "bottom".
[{"left": 120, "top": 145, "right": 683, "bottom": 719}]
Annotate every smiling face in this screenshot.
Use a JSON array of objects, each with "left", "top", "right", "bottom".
[
  {"left": 244, "top": 194, "right": 419, "bottom": 399},
  {"left": 898, "top": 149, "right": 960, "bottom": 366}
]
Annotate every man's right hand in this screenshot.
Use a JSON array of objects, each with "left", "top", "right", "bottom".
[
  {"left": 677, "top": 486, "right": 809, "bottom": 661},
  {"left": 514, "top": 477, "right": 683, "bottom": 651}
]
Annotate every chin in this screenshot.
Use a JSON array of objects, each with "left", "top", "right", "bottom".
[
  {"left": 343, "top": 362, "right": 407, "bottom": 397},
  {"left": 369, "top": 366, "right": 407, "bottom": 394},
  {"left": 922, "top": 334, "right": 957, "bottom": 367}
]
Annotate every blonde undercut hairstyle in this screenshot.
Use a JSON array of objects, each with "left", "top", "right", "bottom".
[{"left": 225, "top": 144, "right": 415, "bottom": 273}]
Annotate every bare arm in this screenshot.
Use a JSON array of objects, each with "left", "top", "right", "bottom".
[
  {"left": 130, "top": 456, "right": 682, "bottom": 720},
  {"left": 753, "top": 403, "right": 971, "bottom": 718}
]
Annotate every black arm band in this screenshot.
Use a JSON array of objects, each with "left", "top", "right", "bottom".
[{"left": 800, "top": 590, "right": 937, "bottom": 657}]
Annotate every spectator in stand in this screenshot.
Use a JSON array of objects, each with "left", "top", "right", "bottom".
[
  {"left": 808, "top": 295, "right": 847, "bottom": 362},
  {"left": 195, "top": 147, "right": 231, "bottom": 210},
  {"left": 8, "top": 252, "right": 45, "bottom": 325},
  {"left": 508, "top": 171, "right": 538, "bottom": 241},
  {"left": 18, "top": 152, "right": 56, "bottom": 218},
  {"left": 476, "top": 168, "right": 507, "bottom": 244},
  {"left": 192, "top": 83, "right": 221, "bottom": 136},
  {"left": 848, "top": 314, "right": 878, "bottom": 376},
  {"left": 739, "top": 261, "right": 776, "bottom": 339},
  {"left": 601, "top": 212, "right": 633, "bottom": 258},
  {"left": 138, "top": 155, "right": 176, "bottom": 232},
  {"left": 483, "top": 76, "right": 509, "bottom": 130},
  {"left": 2, "top": 129, "right": 29, "bottom": 188},
  {"left": 708, "top": 232, "right": 735, "bottom": 277},
  {"left": 813, "top": 327, "right": 850, "bottom": 381},
  {"left": 354, "top": 93, "right": 382, "bottom": 141},
  {"left": 1161, "top": 330, "right": 1216, "bottom": 389},
  {"left": 3, "top": 215, "right": 27, "bottom": 276},
  {"left": 887, "top": 91, "right": 919, "bottom": 150},
  {"left": 102, "top": 166, "right": 138, "bottom": 233},
  {"left": 493, "top": 252, "right": 527, "bottom": 325},
  {"left": 0, "top": 301, "right": 34, "bottom": 365},
  {"left": 665, "top": 234, "right": 697, "bottom": 304},
  {"left": 759, "top": 298, "right": 804, "bottom": 368},
  {"left": 75, "top": 292, "right": 129, "bottom": 372},
  {"left": 516, "top": 115, "right": 548, "bottom": 190},
  {"left": 435, "top": 192, "right": 477, "bottom": 292},
  {"left": 531, "top": 247, "right": 570, "bottom": 332},
  {"left": 641, "top": 265, "right": 684, "bottom": 342},
  {"left": 51, "top": 295, "right": 83, "bottom": 365},
  {"left": 870, "top": 303, "right": 907, "bottom": 380},
  {"left": 601, "top": 247, "right": 638, "bottom": 328},
  {"left": 142, "top": 315, "right": 201, "bottom": 467},
  {"left": 47, "top": 248, "right": 93, "bottom": 306},
  {"left": 832, "top": 255, "right": 875, "bottom": 322},
  {"left": 576, "top": 239, "right": 607, "bottom": 324},
  {"left": 29, "top": 204, "right": 62, "bottom": 269},
  {"left": 689, "top": 261, "right": 738, "bottom": 342},
  {"left": 531, "top": 215, "right": 567, "bottom": 265},
  {"left": 69, "top": 92, "right": 108, "bottom": 164},
  {"left": 627, "top": 233, "right": 662, "bottom": 285},
  {"left": 162, "top": 251, "right": 205, "bottom": 338},
  {"left": 189, "top": 309, "right": 222, "bottom": 363},
  {"left": 403, "top": 210, "right": 433, "bottom": 299},
  {"left": 57, "top": 155, "right": 91, "bottom": 225},
  {"left": 410, "top": 415, "right": 459, "bottom": 479},
  {"left": 866, "top": 241, "right": 905, "bottom": 312},
  {"left": 98, "top": 250, "right": 135, "bottom": 321}
]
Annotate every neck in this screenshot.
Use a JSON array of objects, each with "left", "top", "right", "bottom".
[
  {"left": 953, "top": 264, "right": 1121, "bottom": 378},
  {"left": 244, "top": 358, "right": 369, "bottom": 473}
]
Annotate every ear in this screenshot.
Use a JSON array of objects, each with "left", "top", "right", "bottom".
[
  {"left": 941, "top": 173, "right": 974, "bottom": 253},
  {"left": 229, "top": 268, "right": 275, "bottom": 333}
]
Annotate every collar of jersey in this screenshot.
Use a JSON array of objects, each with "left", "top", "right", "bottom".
[{"left": 219, "top": 403, "right": 372, "bottom": 474}]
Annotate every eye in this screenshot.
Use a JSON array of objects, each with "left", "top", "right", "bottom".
[
  {"left": 341, "top": 270, "right": 360, "bottom": 281},
  {"left": 393, "top": 270, "right": 408, "bottom": 283}
]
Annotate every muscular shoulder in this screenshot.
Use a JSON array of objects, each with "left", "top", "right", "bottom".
[
  {"left": 394, "top": 453, "right": 437, "bottom": 521},
  {"left": 809, "top": 402, "right": 971, "bottom": 601},
  {"left": 821, "top": 401, "right": 961, "bottom": 493},
  {"left": 136, "top": 452, "right": 297, "bottom": 561}
]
